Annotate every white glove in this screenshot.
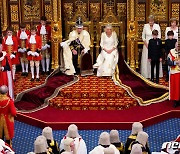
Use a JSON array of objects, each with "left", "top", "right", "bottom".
[
  {"left": 83, "top": 48, "right": 89, "bottom": 54},
  {"left": 23, "top": 48, "right": 27, "bottom": 52},
  {"left": 34, "top": 52, "right": 39, "bottom": 57},
  {"left": 18, "top": 48, "right": 23, "bottom": 53},
  {"left": 41, "top": 45, "right": 47, "bottom": 51},
  {"left": 45, "top": 44, "right": 50, "bottom": 48},
  {"left": 0, "top": 67, "right": 4, "bottom": 71},
  {"left": 27, "top": 51, "right": 32, "bottom": 56},
  {"left": 31, "top": 52, "right": 35, "bottom": 56},
  {"left": 60, "top": 42, "right": 66, "bottom": 47},
  {"left": 10, "top": 54, "right": 15, "bottom": 59}
]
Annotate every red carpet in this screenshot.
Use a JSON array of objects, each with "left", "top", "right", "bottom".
[
  {"left": 16, "top": 100, "right": 180, "bottom": 130},
  {"left": 49, "top": 76, "right": 138, "bottom": 110}
]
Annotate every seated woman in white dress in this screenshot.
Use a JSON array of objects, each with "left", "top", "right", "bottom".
[
  {"left": 165, "top": 18, "right": 178, "bottom": 40},
  {"left": 93, "top": 24, "right": 119, "bottom": 77}
]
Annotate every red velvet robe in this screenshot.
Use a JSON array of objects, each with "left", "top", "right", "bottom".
[
  {"left": 17, "top": 30, "right": 30, "bottom": 58},
  {"left": 2, "top": 36, "right": 19, "bottom": 65},
  {"left": 0, "top": 95, "right": 16, "bottom": 140},
  {"left": 26, "top": 35, "right": 42, "bottom": 61}
]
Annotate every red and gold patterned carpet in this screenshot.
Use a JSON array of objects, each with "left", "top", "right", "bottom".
[{"left": 14, "top": 71, "right": 169, "bottom": 111}]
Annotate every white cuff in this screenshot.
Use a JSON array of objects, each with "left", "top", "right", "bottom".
[
  {"left": 10, "top": 54, "right": 15, "bottom": 59},
  {"left": 23, "top": 48, "right": 27, "bottom": 52},
  {"left": 46, "top": 44, "right": 50, "bottom": 48},
  {"left": 27, "top": 51, "right": 32, "bottom": 56},
  {"left": 60, "top": 42, "right": 66, "bottom": 47},
  {"left": 84, "top": 48, "right": 89, "bottom": 54},
  {"left": 1, "top": 67, "right": 4, "bottom": 71},
  {"left": 41, "top": 46, "right": 47, "bottom": 51},
  {"left": 18, "top": 48, "right": 23, "bottom": 53},
  {"left": 34, "top": 52, "right": 39, "bottom": 57}
]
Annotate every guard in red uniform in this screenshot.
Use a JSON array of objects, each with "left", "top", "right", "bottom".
[
  {"left": 0, "top": 85, "right": 16, "bottom": 147},
  {"left": 37, "top": 16, "right": 51, "bottom": 75},
  {"left": 2, "top": 27, "right": 19, "bottom": 81},
  {"left": 0, "top": 39, "right": 14, "bottom": 100},
  {"left": 167, "top": 42, "right": 180, "bottom": 108},
  {"left": 26, "top": 26, "right": 42, "bottom": 81},
  {"left": 17, "top": 23, "right": 30, "bottom": 76}
]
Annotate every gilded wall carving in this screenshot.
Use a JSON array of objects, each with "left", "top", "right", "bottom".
[
  {"left": 150, "top": 0, "right": 168, "bottom": 20},
  {"left": 160, "top": 23, "right": 168, "bottom": 40},
  {"left": 75, "top": 0, "right": 87, "bottom": 18},
  {"left": 90, "top": 3, "right": 100, "bottom": 20},
  {"left": 136, "top": 4, "right": 145, "bottom": 21},
  {"left": 171, "top": 3, "right": 179, "bottom": 19},
  {"left": 64, "top": 3, "right": 73, "bottom": 20},
  {"left": 45, "top": 4, "right": 52, "bottom": 21},
  {"left": 117, "top": 3, "right": 127, "bottom": 20},
  {"left": 138, "top": 23, "right": 144, "bottom": 41},
  {"left": 11, "top": 24, "right": 19, "bottom": 32},
  {"left": 10, "top": 5, "right": 19, "bottom": 22},
  {"left": 22, "top": 0, "right": 41, "bottom": 21}
]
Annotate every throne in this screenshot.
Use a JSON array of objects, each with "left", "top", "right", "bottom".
[{"left": 96, "top": 8, "right": 125, "bottom": 59}]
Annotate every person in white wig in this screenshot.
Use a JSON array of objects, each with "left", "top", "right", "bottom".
[
  {"left": 34, "top": 135, "right": 51, "bottom": 154},
  {"left": 60, "top": 124, "right": 87, "bottom": 154},
  {"left": 110, "top": 130, "right": 124, "bottom": 154},
  {"left": 89, "top": 132, "right": 120, "bottom": 154},
  {"left": 103, "top": 147, "right": 115, "bottom": 154},
  {"left": 131, "top": 131, "right": 150, "bottom": 154},
  {"left": 130, "top": 144, "right": 142, "bottom": 154},
  {"left": 61, "top": 137, "right": 77, "bottom": 154},
  {"left": 125, "top": 122, "right": 143, "bottom": 154},
  {"left": 42, "top": 126, "right": 59, "bottom": 154}
]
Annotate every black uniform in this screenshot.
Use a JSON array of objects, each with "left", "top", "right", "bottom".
[
  {"left": 47, "top": 139, "right": 60, "bottom": 154},
  {"left": 164, "top": 39, "right": 177, "bottom": 81},
  {"left": 124, "top": 134, "right": 137, "bottom": 154},
  {"left": 148, "top": 38, "right": 162, "bottom": 83},
  {"left": 112, "top": 142, "right": 124, "bottom": 154}
]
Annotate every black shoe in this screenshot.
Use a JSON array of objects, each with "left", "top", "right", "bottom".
[
  {"left": 46, "top": 71, "right": 50, "bottom": 75},
  {"left": 36, "top": 78, "right": 40, "bottom": 81},
  {"left": 30, "top": 78, "right": 34, "bottom": 81},
  {"left": 13, "top": 79, "right": 16, "bottom": 82},
  {"left": 25, "top": 72, "right": 28, "bottom": 77},
  {"left": 21, "top": 72, "right": 25, "bottom": 76},
  {"left": 150, "top": 78, "right": 154, "bottom": 82},
  {"left": 42, "top": 71, "right": 45, "bottom": 75},
  {"left": 156, "top": 80, "right": 159, "bottom": 84},
  {"left": 173, "top": 101, "right": 180, "bottom": 108}
]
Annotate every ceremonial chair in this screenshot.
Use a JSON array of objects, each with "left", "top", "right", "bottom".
[
  {"left": 64, "top": 7, "right": 94, "bottom": 66},
  {"left": 96, "top": 9, "right": 125, "bottom": 59}
]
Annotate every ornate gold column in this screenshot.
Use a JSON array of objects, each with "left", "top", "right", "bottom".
[
  {"left": 51, "top": 0, "right": 62, "bottom": 69},
  {"left": 1, "top": 0, "right": 8, "bottom": 31},
  {"left": 127, "top": 0, "right": 138, "bottom": 70}
]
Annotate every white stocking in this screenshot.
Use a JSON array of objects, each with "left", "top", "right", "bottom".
[
  {"left": 25, "top": 62, "right": 29, "bottom": 73},
  {"left": 46, "top": 58, "right": 50, "bottom": 72},
  {"left": 12, "top": 65, "right": 16, "bottom": 80},
  {"left": 20, "top": 59, "right": 25, "bottom": 73},
  {"left": 41, "top": 59, "right": 45, "bottom": 72}
]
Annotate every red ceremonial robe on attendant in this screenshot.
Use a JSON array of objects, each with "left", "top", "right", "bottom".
[
  {"left": 168, "top": 49, "right": 180, "bottom": 101},
  {"left": 2, "top": 36, "right": 19, "bottom": 65},
  {"left": 37, "top": 24, "right": 51, "bottom": 41},
  {"left": 26, "top": 35, "right": 42, "bottom": 61},
  {"left": 0, "top": 52, "right": 14, "bottom": 100},
  {"left": 0, "top": 95, "right": 16, "bottom": 140}
]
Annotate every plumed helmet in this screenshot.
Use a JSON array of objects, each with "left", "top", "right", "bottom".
[
  {"left": 130, "top": 144, "right": 142, "bottom": 154},
  {"left": 103, "top": 147, "right": 115, "bottom": 154},
  {"left": 42, "top": 126, "right": 53, "bottom": 140},
  {"left": 0, "top": 85, "right": 8, "bottom": 94},
  {"left": 110, "top": 130, "right": 120, "bottom": 143},
  {"left": 63, "top": 137, "right": 74, "bottom": 152},
  {"left": 131, "top": 122, "right": 143, "bottom": 135},
  {"left": 66, "top": 124, "right": 80, "bottom": 138},
  {"left": 98, "top": 132, "right": 111, "bottom": 146},
  {"left": 136, "top": 131, "right": 149, "bottom": 146},
  {"left": 34, "top": 135, "right": 48, "bottom": 153},
  {"left": 75, "top": 17, "right": 83, "bottom": 28}
]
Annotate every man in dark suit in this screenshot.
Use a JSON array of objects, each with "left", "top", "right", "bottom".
[{"left": 148, "top": 30, "right": 162, "bottom": 83}]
